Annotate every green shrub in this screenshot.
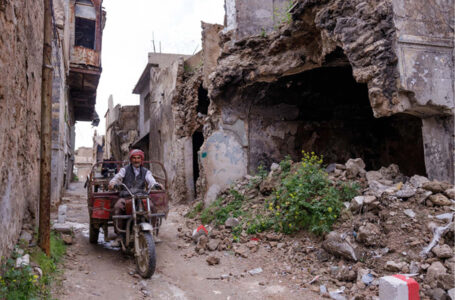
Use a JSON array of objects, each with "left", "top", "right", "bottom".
[{"left": 270, "top": 151, "right": 359, "bottom": 234}]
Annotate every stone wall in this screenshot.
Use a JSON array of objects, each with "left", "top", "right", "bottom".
[{"left": 0, "top": 1, "right": 44, "bottom": 258}]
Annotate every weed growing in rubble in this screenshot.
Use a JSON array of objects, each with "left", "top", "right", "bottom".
[
  {"left": 270, "top": 151, "right": 359, "bottom": 234},
  {"left": 186, "top": 202, "right": 204, "bottom": 219},
  {"left": 273, "top": 0, "right": 296, "bottom": 29},
  {"left": 0, "top": 231, "right": 66, "bottom": 299},
  {"left": 0, "top": 254, "right": 39, "bottom": 300},
  {"left": 200, "top": 189, "right": 245, "bottom": 225}
]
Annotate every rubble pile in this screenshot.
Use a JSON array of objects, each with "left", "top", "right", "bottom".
[{"left": 180, "top": 158, "right": 454, "bottom": 299}]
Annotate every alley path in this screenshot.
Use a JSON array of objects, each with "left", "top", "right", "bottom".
[{"left": 54, "top": 182, "right": 320, "bottom": 300}]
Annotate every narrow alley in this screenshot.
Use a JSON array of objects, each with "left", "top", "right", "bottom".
[{"left": 53, "top": 182, "right": 316, "bottom": 300}]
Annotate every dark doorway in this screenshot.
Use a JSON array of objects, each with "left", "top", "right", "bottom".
[
  {"left": 247, "top": 66, "right": 426, "bottom": 176},
  {"left": 192, "top": 130, "right": 204, "bottom": 195},
  {"left": 197, "top": 85, "right": 209, "bottom": 115}
]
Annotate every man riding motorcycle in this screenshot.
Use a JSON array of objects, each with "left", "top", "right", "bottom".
[{"left": 108, "top": 149, "right": 162, "bottom": 242}]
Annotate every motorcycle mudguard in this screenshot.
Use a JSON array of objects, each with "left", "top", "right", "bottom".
[{"left": 139, "top": 222, "right": 154, "bottom": 232}]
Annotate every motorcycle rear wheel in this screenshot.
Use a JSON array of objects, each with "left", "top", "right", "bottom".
[{"left": 135, "top": 232, "right": 156, "bottom": 278}]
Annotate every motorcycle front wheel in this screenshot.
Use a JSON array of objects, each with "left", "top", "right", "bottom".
[{"left": 135, "top": 232, "right": 156, "bottom": 278}]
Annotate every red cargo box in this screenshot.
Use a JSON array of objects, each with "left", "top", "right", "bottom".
[{"left": 91, "top": 198, "right": 113, "bottom": 219}]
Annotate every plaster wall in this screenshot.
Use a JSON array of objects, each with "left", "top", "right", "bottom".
[
  {"left": 149, "top": 53, "right": 191, "bottom": 68},
  {"left": 148, "top": 61, "right": 185, "bottom": 201},
  {"left": 393, "top": 0, "right": 454, "bottom": 115},
  {"left": 422, "top": 116, "right": 454, "bottom": 183},
  {"left": 0, "top": 0, "right": 44, "bottom": 258},
  {"left": 225, "top": 0, "right": 289, "bottom": 39},
  {"left": 200, "top": 129, "right": 248, "bottom": 204}
]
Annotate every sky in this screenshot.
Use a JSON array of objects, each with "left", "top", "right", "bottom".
[{"left": 75, "top": 0, "right": 225, "bottom": 148}]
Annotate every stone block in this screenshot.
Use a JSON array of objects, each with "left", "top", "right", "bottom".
[{"left": 379, "top": 275, "right": 419, "bottom": 300}]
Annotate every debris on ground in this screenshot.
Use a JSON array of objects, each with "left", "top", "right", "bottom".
[{"left": 180, "top": 156, "right": 455, "bottom": 299}]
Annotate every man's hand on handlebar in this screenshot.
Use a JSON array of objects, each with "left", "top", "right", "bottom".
[
  {"left": 108, "top": 183, "right": 115, "bottom": 191},
  {"left": 153, "top": 183, "right": 163, "bottom": 190}
]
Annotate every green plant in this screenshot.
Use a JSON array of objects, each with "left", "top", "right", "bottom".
[
  {"left": 0, "top": 255, "right": 40, "bottom": 300},
  {"left": 269, "top": 151, "right": 359, "bottom": 235},
  {"left": 260, "top": 27, "right": 267, "bottom": 38},
  {"left": 185, "top": 202, "right": 204, "bottom": 219},
  {"left": 279, "top": 155, "right": 292, "bottom": 176},
  {"left": 200, "top": 189, "right": 245, "bottom": 225},
  {"left": 273, "top": 0, "right": 296, "bottom": 29},
  {"left": 246, "top": 214, "right": 273, "bottom": 234},
  {"left": 0, "top": 231, "right": 67, "bottom": 299}
]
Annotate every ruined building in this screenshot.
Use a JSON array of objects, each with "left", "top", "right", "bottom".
[
  {"left": 203, "top": 0, "right": 454, "bottom": 202},
  {"left": 111, "top": 0, "right": 453, "bottom": 206},
  {"left": 0, "top": 0, "right": 104, "bottom": 258},
  {"left": 104, "top": 96, "right": 140, "bottom": 161}
]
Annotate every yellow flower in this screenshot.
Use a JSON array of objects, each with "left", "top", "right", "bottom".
[
  {"left": 289, "top": 223, "right": 293, "bottom": 227},
  {"left": 275, "top": 212, "right": 280, "bottom": 216},
  {"left": 276, "top": 206, "right": 280, "bottom": 210},
  {"left": 334, "top": 215, "right": 337, "bottom": 218},
  {"left": 327, "top": 207, "right": 333, "bottom": 213}
]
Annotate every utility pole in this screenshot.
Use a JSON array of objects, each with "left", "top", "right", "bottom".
[{"left": 39, "top": 0, "right": 53, "bottom": 256}]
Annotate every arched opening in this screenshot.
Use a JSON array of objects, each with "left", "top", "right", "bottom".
[
  {"left": 192, "top": 129, "right": 204, "bottom": 195},
  {"left": 75, "top": 0, "right": 96, "bottom": 49},
  {"left": 247, "top": 65, "right": 426, "bottom": 176}
]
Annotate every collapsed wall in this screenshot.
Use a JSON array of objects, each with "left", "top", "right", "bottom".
[
  {"left": 0, "top": 1, "right": 44, "bottom": 258},
  {"left": 105, "top": 104, "right": 139, "bottom": 161},
  {"left": 198, "top": 0, "right": 454, "bottom": 203}
]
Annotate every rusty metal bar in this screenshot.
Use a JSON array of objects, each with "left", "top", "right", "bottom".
[{"left": 38, "top": 0, "right": 53, "bottom": 256}]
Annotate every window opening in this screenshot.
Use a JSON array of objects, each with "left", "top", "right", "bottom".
[{"left": 75, "top": 0, "right": 96, "bottom": 49}]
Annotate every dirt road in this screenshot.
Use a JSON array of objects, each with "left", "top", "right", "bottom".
[{"left": 53, "top": 183, "right": 319, "bottom": 300}]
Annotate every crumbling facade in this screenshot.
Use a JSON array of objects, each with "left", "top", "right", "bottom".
[
  {"left": 104, "top": 96, "right": 139, "bottom": 161},
  {"left": 199, "top": 0, "right": 454, "bottom": 203},
  {"left": 111, "top": 0, "right": 453, "bottom": 206},
  {"left": 0, "top": 0, "right": 104, "bottom": 258}
]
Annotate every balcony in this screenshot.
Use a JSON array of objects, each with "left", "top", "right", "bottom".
[{"left": 68, "top": 0, "right": 104, "bottom": 122}]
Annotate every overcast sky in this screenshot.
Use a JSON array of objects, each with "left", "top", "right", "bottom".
[{"left": 75, "top": 0, "right": 225, "bottom": 148}]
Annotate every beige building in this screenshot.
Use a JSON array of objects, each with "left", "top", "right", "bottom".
[{"left": 74, "top": 147, "right": 94, "bottom": 181}]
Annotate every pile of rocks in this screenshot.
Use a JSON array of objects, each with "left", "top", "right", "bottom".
[{"left": 181, "top": 158, "right": 454, "bottom": 299}]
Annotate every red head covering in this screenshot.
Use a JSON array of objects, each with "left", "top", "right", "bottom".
[{"left": 129, "top": 149, "right": 144, "bottom": 161}]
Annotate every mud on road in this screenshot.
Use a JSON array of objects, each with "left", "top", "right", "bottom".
[{"left": 53, "top": 183, "right": 319, "bottom": 300}]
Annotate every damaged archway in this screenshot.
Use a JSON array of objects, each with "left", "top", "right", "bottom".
[{"left": 245, "top": 65, "right": 426, "bottom": 176}]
